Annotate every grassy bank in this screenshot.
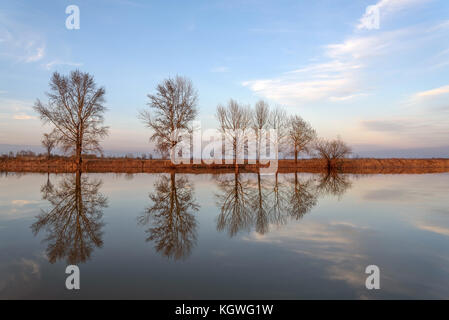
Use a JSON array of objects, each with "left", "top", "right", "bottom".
[{"left": 1, "top": 158, "right": 449, "bottom": 174}]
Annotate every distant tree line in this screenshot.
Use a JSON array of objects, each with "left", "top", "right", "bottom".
[{"left": 30, "top": 70, "right": 352, "bottom": 170}]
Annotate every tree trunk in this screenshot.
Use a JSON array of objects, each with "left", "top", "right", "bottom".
[
  {"left": 294, "top": 171, "right": 298, "bottom": 188},
  {"left": 233, "top": 138, "right": 238, "bottom": 170},
  {"left": 75, "top": 142, "right": 82, "bottom": 170},
  {"left": 257, "top": 173, "right": 262, "bottom": 208},
  {"left": 75, "top": 169, "right": 82, "bottom": 214},
  {"left": 256, "top": 133, "right": 260, "bottom": 165}
]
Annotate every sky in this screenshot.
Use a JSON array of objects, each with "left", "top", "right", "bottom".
[{"left": 0, "top": 0, "right": 448, "bottom": 157}]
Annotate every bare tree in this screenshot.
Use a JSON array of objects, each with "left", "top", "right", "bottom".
[
  {"left": 139, "top": 76, "right": 198, "bottom": 160},
  {"left": 41, "top": 131, "right": 58, "bottom": 159},
  {"left": 314, "top": 137, "right": 352, "bottom": 170},
  {"left": 268, "top": 106, "right": 288, "bottom": 158},
  {"left": 34, "top": 70, "right": 108, "bottom": 168},
  {"left": 216, "top": 99, "right": 252, "bottom": 167},
  {"left": 252, "top": 100, "right": 270, "bottom": 163},
  {"left": 287, "top": 115, "right": 316, "bottom": 163}
]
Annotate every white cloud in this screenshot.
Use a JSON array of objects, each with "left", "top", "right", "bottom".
[
  {"left": 24, "top": 46, "right": 45, "bottom": 63},
  {"left": 329, "top": 93, "right": 366, "bottom": 102},
  {"left": 44, "top": 60, "right": 83, "bottom": 70},
  {"left": 357, "top": 0, "right": 430, "bottom": 30},
  {"left": 0, "top": 97, "right": 33, "bottom": 113},
  {"left": 0, "top": 97, "right": 37, "bottom": 121},
  {"left": 413, "top": 84, "right": 449, "bottom": 98},
  {"left": 242, "top": 31, "right": 403, "bottom": 104},
  {"left": 11, "top": 200, "right": 40, "bottom": 206},
  {"left": 288, "top": 60, "right": 362, "bottom": 74},
  {"left": 417, "top": 224, "right": 449, "bottom": 237},
  {"left": 210, "top": 66, "right": 229, "bottom": 73},
  {"left": 243, "top": 76, "right": 359, "bottom": 104},
  {"left": 0, "top": 14, "right": 46, "bottom": 63},
  {"left": 241, "top": 0, "right": 437, "bottom": 107},
  {"left": 13, "top": 113, "right": 36, "bottom": 120},
  {"left": 326, "top": 34, "right": 395, "bottom": 59}
]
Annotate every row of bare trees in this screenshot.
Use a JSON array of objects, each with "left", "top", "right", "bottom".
[{"left": 34, "top": 71, "right": 351, "bottom": 169}]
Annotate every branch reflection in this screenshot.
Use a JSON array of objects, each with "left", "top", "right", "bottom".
[
  {"left": 215, "top": 170, "right": 352, "bottom": 237},
  {"left": 32, "top": 170, "right": 107, "bottom": 264},
  {"left": 139, "top": 172, "right": 199, "bottom": 260},
  {"left": 215, "top": 172, "right": 253, "bottom": 237},
  {"left": 316, "top": 170, "right": 352, "bottom": 198},
  {"left": 286, "top": 172, "right": 318, "bottom": 220}
]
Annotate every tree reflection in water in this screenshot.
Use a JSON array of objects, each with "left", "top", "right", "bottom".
[
  {"left": 32, "top": 170, "right": 107, "bottom": 264},
  {"left": 286, "top": 172, "right": 318, "bottom": 220},
  {"left": 215, "top": 172, "right": 253, "bottom": 237},
  {"left": 316, "top": 169, "right": 352, "bottom": 198},
  {"left": 215, "top": 169, "right": 352, "bottom": 237},
  {"left": 139, "top": 172, "right": 199, "bottom": 260}
]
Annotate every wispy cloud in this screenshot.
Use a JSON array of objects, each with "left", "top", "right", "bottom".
[
  {"left": 210, "top": 66, "right": 229, "bottom": 73},
  {"left": 361, "top": 119, "right": 416, "bottom": 132},
  {"left": 24, "top": 45, "right": 45, "bottom": 63},
  {"left": 243, "top": 76, "right": 360, "bottom": 104},
  {"left": 0, "top": 14, "right": 46, "bottom": 63},
  {"left": 242, "top": 30, "right": 405, "bottom": 104},
  {"left": 248, "top": 27, "right": 296, "bottom": 34},
  {"left": 413, "top": 84, "right": 449, "bottom": 98},
  {"left": 417, "top": 224, "right": 449, "bottom": 237},
  {"left": 408, "top": 84, "right": 449, "bottom": 112},
  {"left": 0, "top": 97, "right": 36, "bottom": 121},
  {"left": 357, "top": 0, "right": 431, "bottom": 30},
  {"left": 11, "top": 200, "right": 40, "bottom": 206},
  {"left": 12, "top": 113, "right": 36, "bottom": 120},
  {"left": 360, "top": 116, "right": 449, "bottom": 147},
  {"left": 242, "top": 0, "right": 439, "bottom": 108},
  {"left": 44, "top": 60, "right": 83, "bottom": 70}
]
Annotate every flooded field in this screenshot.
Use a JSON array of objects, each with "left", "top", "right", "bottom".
[{"left": 0, "top": 172, "right": 448, "bottom": 299}]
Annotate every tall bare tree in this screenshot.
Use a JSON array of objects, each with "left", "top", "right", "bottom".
[
  {"left": 252, "top": 100, "right": 270, "bottom": 163},
  {"left": 41, "top": 131, "right": 58, "bottom": 159},
  {"left": 268, "top": 106, "right": 288, "bottom": 158},
  {"left": 34, "top": 70, "right": 108, "bottom": 168},
  {"left": 314, "top": 137, "right": 352, "bottom": 170},
  {"left": 139, "top": 76, "right": 198, "bottom": 160},
  {"left": 287, "top": 115, "right": 316, "bottom": 164},
  {"left": 216, "top": 99, "right": 252, "bottom": 167}
]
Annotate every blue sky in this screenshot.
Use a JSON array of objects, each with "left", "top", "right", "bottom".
[{"left": 0, "top": 0, "right": 448, "bottom": 157}]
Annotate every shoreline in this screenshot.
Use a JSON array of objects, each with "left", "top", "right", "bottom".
[{"left": 1, "top": 158, "right": 449, "bottom": 174}]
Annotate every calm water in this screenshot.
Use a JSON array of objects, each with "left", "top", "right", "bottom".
[{"left": 0, "top": 171, "right": 448, "bottom": 299}]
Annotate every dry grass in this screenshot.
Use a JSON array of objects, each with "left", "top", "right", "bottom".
[{"left": 1, "top": 158, "right": 449, "bottom": 174}]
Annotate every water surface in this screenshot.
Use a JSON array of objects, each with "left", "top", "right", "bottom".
[{"left": 0, "top": 171, "right": 448, "bottom": 299}]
